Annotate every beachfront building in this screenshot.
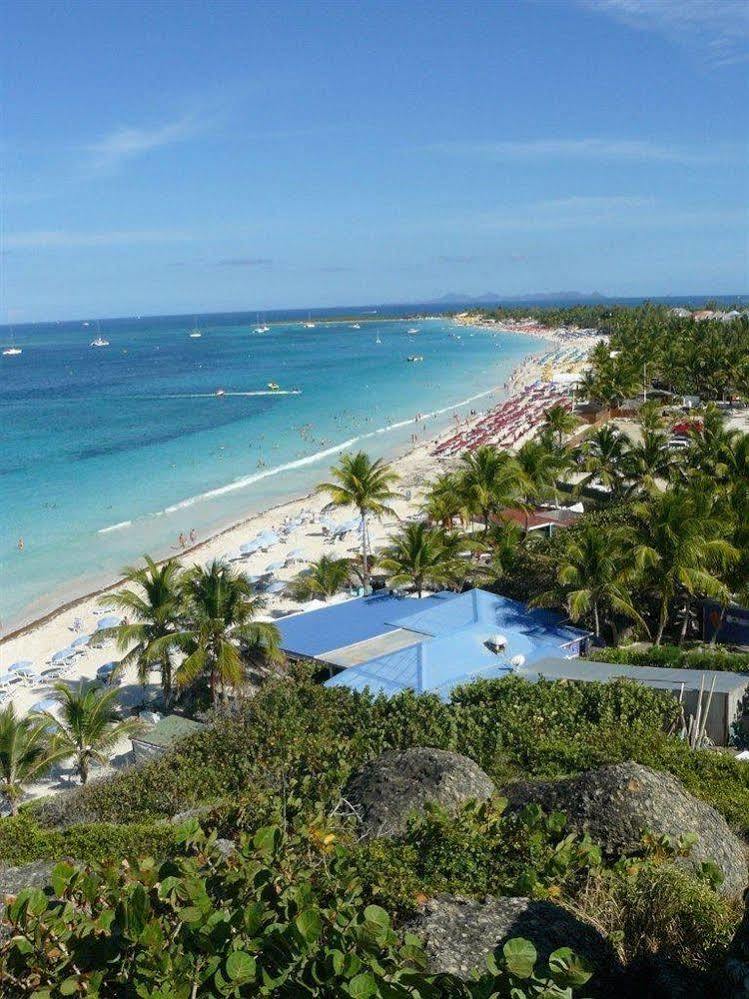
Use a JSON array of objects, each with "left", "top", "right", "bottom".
[{"left": 275, "top": 588, "right": 589, "bottom": 698}]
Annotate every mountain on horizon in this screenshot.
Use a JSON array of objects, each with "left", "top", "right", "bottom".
[{"left": 427, "top": 290, "right": 609, "bottom": 305}]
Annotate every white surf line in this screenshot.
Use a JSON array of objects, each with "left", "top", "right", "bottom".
[
  {"left": 159, "top": 383, "right": 507, "bottom": 515},
  {"left": 97, "top": 520, "right": 133, "bottom": 535}
]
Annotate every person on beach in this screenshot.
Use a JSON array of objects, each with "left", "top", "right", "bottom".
[
  {"left": 189, "top": 528, "right": 197, "bottom": 543},
  {"left": 17, "top": 537, "right": 24, "bottom": 551},
  {"left": 178, "top": 532, "right": 187, "bottom": 549}
]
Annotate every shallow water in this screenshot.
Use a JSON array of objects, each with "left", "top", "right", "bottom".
[{"left": 0, "top": 311, "right": 541, "bottom": 628}]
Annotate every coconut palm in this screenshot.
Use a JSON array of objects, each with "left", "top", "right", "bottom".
[
  {"left": 482, "top": 517, "right": 523, "bottom": 582},
  {"left": 622, "top": 429, "right": 673, "bottom": 497},
  {"left": 531, "top": 524, "right": 647, "bottom": 641},
  {"left": 542, "top": 403, "right": 578, "bottom": 448},
  {"left": 459, "top": 446, "right": 524, "bottom": 533},
  {"left": 634, "top": 490, "right": 738, "bottom": 645},
  {"left": 101, "top": 556, "right": 183, "bottom": 705},
  {"left": 576, "top": 425, "right": 631, "bottom": 500},
  {"left": 287, "top": 555, "right": 352, "bottom": 602},
  {"left": 41, "top": 682, "right": 143, "bottom": 786},
  {"left": 317, "top": 451, "right": 400, "bottom": 594},
  {"left": 379, "top": 522, "right": 470, "bottom": 598},
  {"left": 168, "top": 560, "right": 282, "bottom": 706},
  {"left": 637, "top": 400, "right": 666, "bottom": 433},
  {"left": 515, "top": 438, "right": 568, "bottom": 530},
  {"left": 0, "top": 704, "right": 63, "bottom": 814},
  {"left": 421, "top": 472, "right": 468, "bottom": 528}
]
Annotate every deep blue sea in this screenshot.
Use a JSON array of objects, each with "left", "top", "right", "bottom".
[{"left": 0, "top": 309, "right": 543, "bottom": 629}]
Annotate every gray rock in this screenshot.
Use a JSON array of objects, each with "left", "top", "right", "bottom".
[
  {"left": 406, "top": 894, "right": 621, "bottom": 992},
  {"left": 505, "top": 762, "right": 747, "bottom": 897},
  {"left": 0, "top": 861, "right": 55, "bottom": 903},
  {"left": 170, "top": 804, "right": 216, "bottom": 825},
  {"left": 213, "top": 838, "right": 236, "bottom": 860},
  {"left": 343, "top": 747, "right": 494, "bottom": 839}
]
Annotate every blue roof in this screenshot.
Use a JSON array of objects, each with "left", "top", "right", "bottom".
[
  {"left": 391, "top": 589, "right": 584, "bottom": 646},
  {"left": 323, "top": 589, "right": 589, "bottom": 700},
  {"left": 276, "top": 591, "right": 457, "bottom": 658}
]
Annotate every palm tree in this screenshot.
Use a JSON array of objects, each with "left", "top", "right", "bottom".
[
  {"left": 637, "top": 400, "right": 666, "bottom": 434},
  {"left": 634, "top": 491, "right": 738, "bottom": 645},
  {"left": 101, "top": 556, "right": 183, "bottom": 705},
  {"left": 317, "top": 452, "right": 400, "bottom": 594},
  {"left": 169, "top": 560, "right": 282, "bottom": 707},
  {"left": 622, "top": 429, "right": 673, "bottom": 497},
  {"left": 421, "top": 472, "right": 468, "bottom": 528},
  {"left": 459, "top": 446, "right": 524, "bottom": 533},
  {"left": 576, "top": 425, "right": 631, "bottom": 500},
  {"left": 0, "top": 705, "right": 63, "bottom": 814},
  {"left": 379, "top": 522, "right": 470, "bottom": 598},
  {"left": 531, "top": 525, "right": 647, "bottom": 641},
  {"left": 515, "top": 438, "right": 567, "bottom": 531},
  {"left": 41, "top": 682, "right": 143, "bottom": 786},
  {"left": 482, "top": 517, "right": 523, "bottom": 582},
  {"left": 287, "top": 555, "right": 352, "bottom": 602},
  {"left": 542, "top": 403, "right": 578, "bottom": 448}
]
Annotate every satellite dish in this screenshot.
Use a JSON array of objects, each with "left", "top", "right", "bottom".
[
  {"left": 486, "top": 634, "right": 508, "bottom": 654},
  {"left": 509, "top": 654, "right": 526, "bottom": 669}
]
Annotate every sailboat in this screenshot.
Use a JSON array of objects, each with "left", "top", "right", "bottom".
[
  {"left": 253, "top": 313, "right": 270, "bottom": 334},
  {"left": 89, "top": 321, "right": 109, "bottom": 347},
  {"left": 375, "top": 335, "right": 382, "bottom": 344},
  {"left": 189, "top": 316, "right": 202, "bottom": 338},
  {"left": 303, "top": 312, "right": 316, "bottom": 329}
]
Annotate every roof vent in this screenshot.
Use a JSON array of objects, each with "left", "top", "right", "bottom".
[{"left": 486, "top": 634, "right": 507, "bottom": 654}]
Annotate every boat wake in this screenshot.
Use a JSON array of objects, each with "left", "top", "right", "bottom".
[{"left": 158, "top": 390, "right": 302, "bottom": 398}]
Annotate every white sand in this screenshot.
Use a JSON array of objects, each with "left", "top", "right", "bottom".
[{"left": 0, "top": 322, "right": 598, "bottom": 801}]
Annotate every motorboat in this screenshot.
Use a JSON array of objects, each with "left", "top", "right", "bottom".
[
  {"left": 407, "top": 327, "right": 420, "bottom": 334},
  {"left": 406, "top": 355, "right": 424, "bottom": 362},
  {"left": 215, "top": 388, "right": 226, "bottom": 397},
  {"left": 351, "top": 323, "right": 361, "bottom": 329},
  {"left": 267, "top": 382, "right": 280, "bottom": 391}
]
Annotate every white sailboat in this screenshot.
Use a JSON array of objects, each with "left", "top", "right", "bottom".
[
  {"left": 189, "top": 316, "right": 202, "bottom": 338},
  {"left": 90, "top": 322, "right": 109, "bottom": 347},
  {"left": 253, "top": 314, "right": 270, "bottom": 333},
  {"left": 303, "top": 312, "right": 316, "bottom": 328}
]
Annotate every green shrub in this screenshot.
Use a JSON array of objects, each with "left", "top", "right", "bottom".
[
  {"left": 589, "top": 644, "right": 749, "bottom": 674},
  {"left": 0, "top": 812, "right": 174, "bottom": 867},
  {"left": 0, "top": 825, "right": 594, "bottom": 997}
]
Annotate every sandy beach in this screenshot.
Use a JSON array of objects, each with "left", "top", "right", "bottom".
[{"left": 0, "top": 321, "right": 600, "bottom": 799}]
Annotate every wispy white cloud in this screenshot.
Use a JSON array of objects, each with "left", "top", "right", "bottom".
[
  {"left": 5, "top": 229, "right": 193, "bottom": 250},
  {"left": 467, "top": 195, "right": 737, "bottom": 232},
  {"left": 87, "top": 115, "right": 202, "bottom": 171},
  {"left": 217, "top": 257, "right": 273, "bottom": 268},
  {"left": 430, "top": 137, "right": 730, "bottom": 164},
  {"left": 576, "top": 0, "right": 749, "bottom": 67}
]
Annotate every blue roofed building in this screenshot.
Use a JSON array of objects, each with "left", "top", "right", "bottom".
[{"left": 275, "top": 588, "right": 589, "bottom": 699}]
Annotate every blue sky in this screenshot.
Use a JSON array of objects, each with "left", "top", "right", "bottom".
[{"left": 2, "top": 0, "right": 748, "bottom": 322}]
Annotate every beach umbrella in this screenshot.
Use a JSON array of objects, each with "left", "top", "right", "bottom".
[
  {"left": 8, "top": 663, "right": 38, "bottom": 677},
  {"left": 286, "top": 548, "right": 306, "bottom": 562},
  {"left": 96, "top": 615, "right": 122, "bottom": 631},
  {"left": 265, "top": 560, "right": 285, "bottom": 573},
  {"left": 70, "top": 634, "right": 91, "bottom": 648},
  {"left": 257, "top": 529, "right": 279, "bottom": 546},
  {"left": 31, "top": 698, "right": 57, "bottom": 714},
  {"left": 266, "top": 580, "right": 287, "bottom": 595},
  {"left": 8, "top": 660, "right": 33, "bottom": 671},
  {"left": 50, "top": 647, "right": 76, "bottom": 663},
  {"left": 240, "top": 539, "right": 261, "bottom": 554}
]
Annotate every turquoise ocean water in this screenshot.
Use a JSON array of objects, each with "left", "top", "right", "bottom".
[{"left": 0, "top": 312, "right": 541, "bottom": 629}]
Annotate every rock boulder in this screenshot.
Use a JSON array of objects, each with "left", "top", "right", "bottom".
[
  {"left": 343, "top": 747, "right": 494, "bottom": 839},
  {"left": 505, "top": 762, "right": 747, "bottom": 897},
  {"left": 406, "top": 894, "right": 622, "bottom": 992}
]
